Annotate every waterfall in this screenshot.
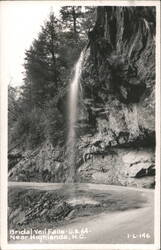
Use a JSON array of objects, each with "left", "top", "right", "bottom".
[{"left": 67, "top": 51, "right": 84, "bottom": 182}]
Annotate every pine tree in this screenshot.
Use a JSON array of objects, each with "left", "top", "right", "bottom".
[
  {"left": 23, "top": 13, "right": 60, "bottom": 109},
  {"left": 81, "top": 7, "right": 96, "bottom": 34},
  {"left": 60, "top": 6, "right": 84, "bottom": 39}
]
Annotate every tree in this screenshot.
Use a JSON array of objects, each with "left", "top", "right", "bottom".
[
  {"left": 60, "top": 6, "right": 96, "bottom": 41},
  {"left": 8, "top": 86, "right": 20, "bottom": 124},
  {"left": 23, "top": 13, "right": 60, "bottom": 109},
  {"left": 81, "top": 7, "right": 96, "bottom": 35},
  {"left": 8, "top": 9, "right": 96, "bottom": 150},
  {"left": 60, "top": 6, "right": 84, "bottom": 39}
]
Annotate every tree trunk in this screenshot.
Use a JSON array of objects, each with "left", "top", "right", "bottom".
[{"left": 72, "top": 7, "right": 77, "bottom": 39}]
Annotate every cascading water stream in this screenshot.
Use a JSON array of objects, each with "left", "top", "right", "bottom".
[{"left": 67, "top": 51, "right": 84, "bottom": 182}]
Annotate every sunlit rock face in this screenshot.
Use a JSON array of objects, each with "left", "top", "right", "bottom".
[{"left": 76, "top": 6, "right": 156, "bottom": 188}]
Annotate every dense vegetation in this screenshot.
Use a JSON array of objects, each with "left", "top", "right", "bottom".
[{"left": 8, "top": 7, "right": 95, "bottom": 150}]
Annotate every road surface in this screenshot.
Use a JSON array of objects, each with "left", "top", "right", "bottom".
[{"left": 8, "top": 182, "right": 154, "bottom": 244}]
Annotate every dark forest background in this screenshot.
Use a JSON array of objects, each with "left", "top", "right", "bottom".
[{"left": 8, "top": 7, "right": 95, "bottom": 151}]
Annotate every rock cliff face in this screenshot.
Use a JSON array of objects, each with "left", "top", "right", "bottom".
[
  {"left": 76, "top": 6, "right": 156, "bottom": 187},
  {"left": 9, "top": 141, "right": 68, "bottom": 182},
  {"left": 9, "top": 6, "right": 156, "bottom": 188}
]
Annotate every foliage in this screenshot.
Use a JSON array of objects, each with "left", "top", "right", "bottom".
[
  {"left": 8, "top": 8, "right": 95, "bottom": 150},
  {"left": 8, "top": 86, "right": 20, "bottom": 125},
  {"left": 9, "top": 108, "right": 45, "bottom": 149},
  {"left": 80, "top": 7, "right": 96, "bottom": 35},
  {"left": 60, "top": 6, "right": 96, "bottom": 39},
  {"left": 23, "top": 13, "right": 60, "bottom": 108},
  {"left": 60, "top": 6, "right": 83, "bottom": 37}
]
